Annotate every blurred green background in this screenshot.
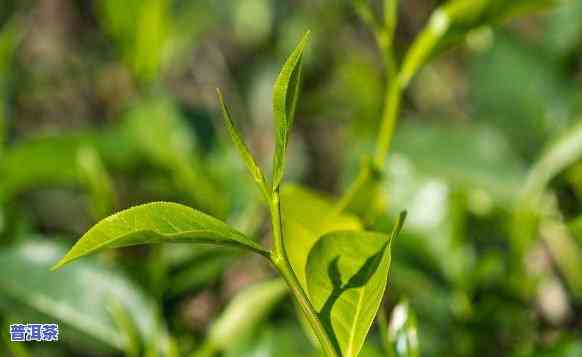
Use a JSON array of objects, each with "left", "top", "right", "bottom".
[{"left": 1, "top": 0, "right": 582, "bottom": 356}]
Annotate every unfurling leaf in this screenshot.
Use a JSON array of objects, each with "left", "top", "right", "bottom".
[
  {"left": 216, "top": 89, "right": 270, "bottom": 202},
  {"left": 305, "top": 212, "right": 406, "bottom": 357},
  {"left": 52, "top": 202, "right": 267, "bottom": 270},
  {"left": 272, "top": 31, "right": 310, "bottom": 190}
]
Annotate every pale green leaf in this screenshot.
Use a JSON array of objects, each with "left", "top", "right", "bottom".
[
  {"left": 217, "top": 89, "right": 270, "bottom": 202},
  {"left": 305, "top": 212, "right": 406, "bottom": 357},
  {"left": 272, "top": 31, "right": 310, "bottom": 190},
  {"left": 281, "top": 184, "right": 362, "bottom": 292},
  {"left": 0, "top": 240, "right": 157, "bottom": 351},
  {"left": 52, "top": 202, "right": 267, "bottom": 270},
  {"left": 207, "top": 279, "right": 287, "bottom": 350}
]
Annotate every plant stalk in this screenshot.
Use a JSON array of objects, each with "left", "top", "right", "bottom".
[{"left": 269, "top": 190, "right": 340, "bottom": 357}]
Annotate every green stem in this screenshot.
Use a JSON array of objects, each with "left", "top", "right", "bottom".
[
  {"left": 373, "top": 78, "right": 402, "bottom": 168},
  {"left": 337, "top": 6, "right": 450, "bottom": 214},
  {"left": 270, "top": 190, "right": 340, "bottom": 357}
]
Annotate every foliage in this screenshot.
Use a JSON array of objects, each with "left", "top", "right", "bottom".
[{"left": 1, "top": 0, "right": 582, "bottom": 356}]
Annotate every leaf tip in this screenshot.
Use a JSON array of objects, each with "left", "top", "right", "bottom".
[
  {"left": 392, "top": 210, "right": 407, "bottom": 239},
  {"left": 49, "top": 258, "right": 67, "bottom": 271}
]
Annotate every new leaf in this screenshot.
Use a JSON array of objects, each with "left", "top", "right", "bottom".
[
  {"left": 272, "top": 31, "right": 310, "bottom": 190},
  {"left": 305, "top": 212, "right": 406, "bottom": 357},
  {"left": 217, "top": 89, "right": 270, "bottom": 202},
  {"left": 52, "top": 202, "right": 267, "bottom": 270}
]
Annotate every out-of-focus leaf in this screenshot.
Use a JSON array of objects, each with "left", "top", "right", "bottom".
[
  {"left": 168, "top": 250, "right": 236, "bottom": 297},
  {"left": 336, "top": 159, "right": 385, "bottom": 224},
  {"left": 0, "top": 133, "right": 133, "bottom": 203},
  {"left": 223, "top": 322, "right": 319, "bottom": 357},
  {"left": 123, "top": 97, "right": 226, "bottom": 216},
  {"left": 0, "top": 19, "right": 21, "bottom": 150},
  {"left": 570, "top": 215, "right": 582, "bottom": 241},
  {"left": 541, "top": 221, "right": 582, "bottom": 299},
  {"left": 272, "top": 31, "right": 310, "bottom": 190},
  {"left": 470, "top": 33, "right": 573, "bottom": 159},
  {"left": 96, "top": 0, "right": 170, "bottom": 82},
  {"left": 305, "top": 212, "right": 406, "bottom": 357},
  {"left": 109, "top": 298, "right": 141, "bottom": 357},
  {"left": 52, "top": 202, "right": 267, "bottom": 270},
  {"left": 133, "top": 0, "right": 170, "bottom": 82},
  {"left": 387, "top": 301, "right": 419, "bottom": 357},
  {"left": 204, "top": 279, "right": 287, "bottom": 352},
  {"left": 0, "top": 239, "right": 157, "bottom": 351},
  {"left": 544, "top": 0, "right": 582, "bottom": 60},
  {"left": 513, "top": 120, "right": 582, "bottom": 252},
  {"left": 392, "top": 121, "right": 525, "bottom": 202},
  {"left": 217, "top": 89, "right": 270, "bottom": 202},
  {"left": 400, "top": 0, "right": 559, "bottom": 86},
  {"left": 281, "top": 184, "right": 362, "bottom": 291},
  {"left": 518, "top": 120, "right": 582, "bottom": 204},
  {"left": 533, "top": 338, "right": 582, "bottom": 357},
  {"left": 0, "top": 20, "right": 20, "bottom": 79},
  {"left": 77, "top": 146, "right": 117, "bottom": 220}
]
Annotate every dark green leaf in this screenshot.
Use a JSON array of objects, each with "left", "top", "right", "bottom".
[
  {"left": 305, "top": 212, "right": 406, "bottom": 357},
  {"left": 272, "top": 31, "right": 310, "bottom": 190},
  {"left": 52, "top": 202, "right": 267, "bottom": 270}
]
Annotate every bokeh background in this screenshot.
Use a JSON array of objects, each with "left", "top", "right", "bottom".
[{"left": 1, "top": 0, "right": 582, "bottom": 356}]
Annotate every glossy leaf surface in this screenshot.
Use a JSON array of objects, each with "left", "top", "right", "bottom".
[
  {"left": 305, "top": 212, "right": 406, "bottom": 357},
  {"left": 52, "top": 202, "right": 267, "bottom": 270}
]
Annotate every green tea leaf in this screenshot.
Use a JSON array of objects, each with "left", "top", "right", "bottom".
[
  {"left": 52, "top": 202, "right": 267, "bottom": 270},
  {"left": 217, "top": 89, "right": 270, "bottom": 202},
  {"left": 272, "top": 31, "right": 310, "bottom": 190},
  {"left": 305, "top": 212, "right": 406, "bottom": 357},
  {"left": 0, "top": 240, "right": 157, "bottom": 351},
  {"left": 281, "top": 184, "right": 362, "bottom": 291},
  {"left": 387, "top": 301, "right": 419, "bottom": 357},
  {"left": 206, "top": 279, "right": 287, "bottom": 351}
]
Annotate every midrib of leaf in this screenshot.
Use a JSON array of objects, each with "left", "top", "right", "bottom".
[{"left": 346, "top": 288, "right": 366, "bottom": 357}]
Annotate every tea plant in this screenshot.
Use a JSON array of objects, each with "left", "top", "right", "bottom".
[
  {"left": 52, "top": 31, "right": 407, "bottom": 357},
  {"left": 47, "top": 0, "right": 572, "bottom": 356}
]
